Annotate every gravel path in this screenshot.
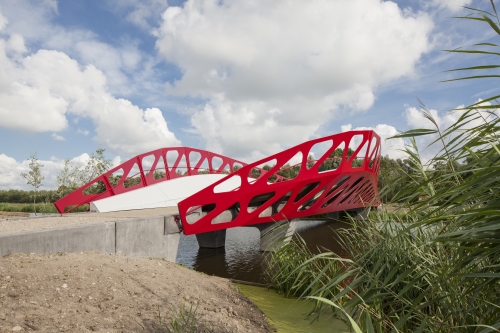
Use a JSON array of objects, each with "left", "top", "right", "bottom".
[{"left": 0, "top": 207, "right": 179, "bottom": 235}]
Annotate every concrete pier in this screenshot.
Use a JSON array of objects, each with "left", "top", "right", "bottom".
[
  {"left": 255, "top": 220, "right": 298, "bottom": 251},
  {"left": 196, "top": 230, "right": 227, "bottom": 248}
]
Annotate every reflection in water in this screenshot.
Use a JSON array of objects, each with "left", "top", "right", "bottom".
[{"left": 176, "top": 220, "right": 351, "bottom": 283}]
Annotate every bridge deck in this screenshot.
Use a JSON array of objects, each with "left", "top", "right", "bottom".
[{"left": 0, "top": 207, "right": 179, "bottom": 235}]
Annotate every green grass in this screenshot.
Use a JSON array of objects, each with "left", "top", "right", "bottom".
[
  {"left": 155, "top": 303, "right": 216, "bottom": 333},
  {"left": 0, "top": 202, "right": 88, "bottom": 214}
]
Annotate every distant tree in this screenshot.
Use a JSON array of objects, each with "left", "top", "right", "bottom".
[
  {"left": 20, "top": 153, "right": 44, "bottom": 215},
  {"left": 57, "top": 148, "right": 113, "bottom": 196},
  {"left": 80, "top": 149, "right": 113, "bottom": 195},
  {"left": 56, "top": 159, "right": 79, "bottom": 198},
  {"left": 153, "top": 170, "right": 166, "bottom": 179},
  {"left": 79, "top": 148, "right": 112, "bottom": 185}
]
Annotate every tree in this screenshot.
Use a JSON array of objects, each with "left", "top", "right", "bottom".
[
  {"left": 78, "top": 148, "right": 112, "bottom": 185},
  {"left": 56, "top": 159, "right": 79, "bottom": 198},
  {"left": 56, "top": 148, "right": 113, "bottom": 197},
  {"left": 20, "top": 153, "right": 44, "bottom": 215}
]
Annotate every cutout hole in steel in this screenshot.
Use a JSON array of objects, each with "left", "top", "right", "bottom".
[
  {"left": 306, "top": 140, "right": 333, "bottom": 170},
  {"left": 250, "top": 159, "right": 277, "bottom": 181},
  {"left": 153, "top": 156, "right": 167, "bottom": 179},
  {"left": 347, "top": 176, "right": 365, "bottom": 192},
  {"left": 298, "top": 187, "right": 326, "bottom": 211},
  {"left": 294, "top": 182, "right": 321, "bottom": 203},
  {"left": 212, "top": 202, "right": 240, "bottom": 224},
  {"left": 166, "top": 150, "right": 179, "bottom": 171},
  {"left": 322, "top": 189, "right": 344, "bottom": 208},
  {"left": 325, "top": 176, "right": 350, "bottom": 198},
  {"left": 83, "top": 180, "right": 107, "bottom": 195},
  {"left": 318, "top": 142, "right": 345, "bottom": 173},
  {"left": 123, "top": 163, "right": 142, "bottom": 188},
  {"left": 108, "top": 169, "right": 124, "bottom": 187},
  {"left": 202, "top": 203, "right": 216, "bottom": 213},
  {"left": 141, "top": 154, "right": 155, "bottom": 175},
  {"left": 247, "top": 192, "right": 275, "bottom": 213},
  {"left": 267, "top": 152, "right": 302, "bottom": 183},
  {"left": 273, "top": 191, "right": 292, "bottom": 214},
  {"left": 211, "top": 156, "right": 224, "bottom": 171}
]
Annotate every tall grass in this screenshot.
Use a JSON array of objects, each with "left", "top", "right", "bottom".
[{"left": 267, "top": 3, "right": 500, "bottom": 332}]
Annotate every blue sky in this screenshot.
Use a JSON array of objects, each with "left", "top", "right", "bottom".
[{"left": 0, "top": 0, "right": 497, "bottom": 190}]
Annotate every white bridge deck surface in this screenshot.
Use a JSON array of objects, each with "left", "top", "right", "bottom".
[
  {"left": 0, "top": 207, "right": 179, "bottom": 235},
  {"left": 90, "top": 174, "right": 237, "bottom": 213}
]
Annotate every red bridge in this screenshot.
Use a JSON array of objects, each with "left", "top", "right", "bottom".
[{"left": 54, "top": 130, "right": 381, "bottom": 235}]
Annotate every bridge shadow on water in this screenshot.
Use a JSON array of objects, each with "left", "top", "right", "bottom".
[{"left": 176, "top": 219, "right": 351, "bottom": 284}]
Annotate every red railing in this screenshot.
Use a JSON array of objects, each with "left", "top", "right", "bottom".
[
  {"left": 178, "top": 130, "right": 381, "bottom": 235},
  {"left": 54, "top": 147, "right": 278, "bottom": 214}
]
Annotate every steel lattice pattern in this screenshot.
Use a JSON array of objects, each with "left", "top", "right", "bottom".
[
  {"left": 54, "top": 147, "right": 253, "bottom": 214},
  {"left": 178, "top": 130, "right": 381, "bottom": 235}
]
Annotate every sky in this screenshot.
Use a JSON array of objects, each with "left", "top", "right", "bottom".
[{"left": 0, "top": 0, "right": 498, "bottom": 190}]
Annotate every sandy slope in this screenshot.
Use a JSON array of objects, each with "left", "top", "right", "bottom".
[{"left": 0, "top": 252, "right": 271, "bottom": 333}]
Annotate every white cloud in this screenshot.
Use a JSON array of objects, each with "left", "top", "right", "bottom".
[
  {"left": 341, "top": 124, "right": 406, "bottom": 160},
  {"left": 405, "top": 106, "right": 441, "bottom": 129},
  {"left": 6, "top": 33, "right": 27, "bottom": 53},
  {"left": 113, "top": 0, "right": 169, "bottom": 30},
  {"left": 51, "top": 133, "right": 65, "bottom": 141},
  {"left": 156, "top": 0, "right": 434, "bottom": 158},
  {"left": 429, "top": 0, "right": 472, "bottom": 12},
  {"left": 0, "top": 10, "right": 7, "bottom": 31},
  {"left": 0, "top": 33, "right": 181, "bottom": 155},
  {"left": 77, "top": 129, "right": 89, "bottom": 136},
  {"left": 403, "top": 101, "right": 499, "bottom": 162},
  {"left": 0, "top": 0, "right": 163, "bottom": 100},
  {"left": 0, "top": 154, "right": 64, "bottom": 190}
]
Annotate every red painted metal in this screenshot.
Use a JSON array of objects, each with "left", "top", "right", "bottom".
[
  {"left": 178, "top": 130, "right": 381, "bottom": 235},
  {"left": 53, "top": 147, "right": 258, "bottom": 214}
]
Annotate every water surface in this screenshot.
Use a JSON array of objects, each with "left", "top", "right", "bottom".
[{"left": 176, "top": 219, "right": 351, "bottom": 283}]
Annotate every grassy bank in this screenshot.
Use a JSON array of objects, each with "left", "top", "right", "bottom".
[{"left": 0, "top": 202, "right": 88, "bottom": 214}]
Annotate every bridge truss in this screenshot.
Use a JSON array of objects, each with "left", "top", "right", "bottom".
[
  {"left": 178, "top": 130, "right": 381, "bottom": 234},
  {"left": 55, "top": 130, "right": 381, "bottom": 235}
]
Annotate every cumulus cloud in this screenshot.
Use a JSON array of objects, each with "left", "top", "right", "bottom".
[
  {"left": 6, "top": 33, "right": 27, "bottom": 53},
  {"left": 429, "top": 0, "right": 472, "bottom": 12},
  {"left": 155, "top": 0, "right": 434, "bottom": 158},
  {"left": 0, "top": 0, "right": 166, "bottom": 103},
  {"left": 51, "top": 133, "right": 65, "bottom": 141},
  {"left": 0, "top": 28, "right": 181, "bottom": 155},
  {"left": 0, "top": 154, "right": 65, "bottom": 190},
  {"left": 110, "top": 0, "right": 169, "bottom": 31},
  {"left": 77, "top": 129, "right": 89, "bottom": 136}
]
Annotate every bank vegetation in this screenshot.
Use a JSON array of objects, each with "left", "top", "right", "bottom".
[{"left": 267, "top": 4, "right": 500, "bottom": 332}]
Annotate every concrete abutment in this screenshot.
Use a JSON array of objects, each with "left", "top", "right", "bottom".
[{"left": 0, "top": 207, "right": 371, "bottom": 261}]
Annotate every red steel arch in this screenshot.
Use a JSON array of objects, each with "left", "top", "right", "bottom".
[
  {"left": 54, "top": 147, "right": 281, "bottom": 214},
  {"left": 178, "top": 130, "right": 381, "bottom": 235}
]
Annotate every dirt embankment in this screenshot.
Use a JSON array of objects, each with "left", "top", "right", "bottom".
[{"left": 0, "top": 252, "right": 271, "bottom": 333}]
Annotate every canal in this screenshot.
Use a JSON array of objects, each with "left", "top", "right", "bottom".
[
  {"left": 176, "top": 219, "right": 351, "bottom": 332},
  {"left": 176, "top": 219, "right": 350, "bottom": 283}
]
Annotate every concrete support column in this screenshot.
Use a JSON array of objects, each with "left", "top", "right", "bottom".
[
  {"left": 195, "top": 230, "right": 227, "bottom": 248},
  {"left": 255, "top": 220, "right": 298, "bottom": 252},
  {"left": 326, "top": 211, "right": 340, "bottom": 220}
]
